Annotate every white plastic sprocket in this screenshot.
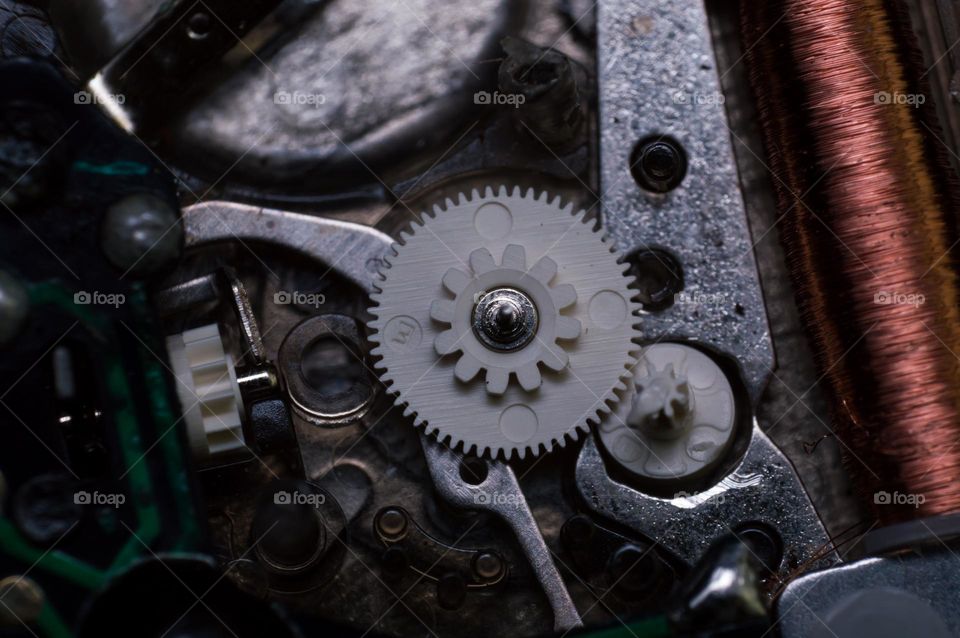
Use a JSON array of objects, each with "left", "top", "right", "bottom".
[
  {"left": 431, "top": 244, "right": 582, "bottom": 394},
  {"left": 368, "top": 186, "right": 641, "bottom": 459}
]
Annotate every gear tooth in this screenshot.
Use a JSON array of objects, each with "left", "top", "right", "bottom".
[
  {"left": 550, "top": 194, "right": 563, "bottom": 208},
  {"left": 454, "top": 354, "right": 482, "bottom": 382},
  {"left": 537, "top": 190, "right": 548, "bottom": 203},
  {"left": 444, "top": 197, "right": 456, "bottom": 209},
  {"left": 485, "top": 185, "right": 495, "bottom": 198},
  {"left": 484, "top": 369, "right": 509, "bottom": 395},
  {"left": 435, "top": 329, "right": 461, "bottom": 356},
  {"left": 429, "top": 299, "right": 456, "bottom": 323},
  {"left": 528, "top": 255, "right": 558, "bottom": 284},
  {"left": 432, "top": 203, "right": 445, "bottom": 217},
  {"left": 468, "top": 247, "right": 496, "bottom": 275},
  {"left": 523, "top": 186, "right": 535, "bottom": 200},
  {"left": 457, "top": 191, "right": 467, "bottom": 205},
  {"left": 500, "top": 244, "right": 526, "bottom": 270},
  {"left": 498, "top": 185, "right": 509, "bottom": 197},
  {"left": 541, "top": 345, "right": 569, "bottom": 371},
  {"left": 551, "top": 283, "right": 578, "bottom": 309},
  {"left": 516, "top": 362, "right": 542, "bottom": 391},
  {"left": 562, "top": 201, "right": 575, "bottom": 214},
  {"left": 442, "top": 267, "right": 471, "bottom": 294},
  {"left": 556, "top": 316, "right": 582, "bottom": 340},
  {"left": 471, "top": 188, "right": 481, "bottom": 201}
]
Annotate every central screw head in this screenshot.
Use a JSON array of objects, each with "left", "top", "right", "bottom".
[{"left": 473, "top": 287, "right": 538, "bottom": 352}]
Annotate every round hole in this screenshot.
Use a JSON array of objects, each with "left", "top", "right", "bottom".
[
  {"left": 734, "top": 522, "right": 783, "bottom": 575},
  {"left": 458, "top": 457, "right": 488, "bottom": 485},
  {"left": 186, "top": 12, "right": 213, "bottom": 39},
  {"left": 300, "top": 336, "right": 366, "bottom": 397},
  {"left": 625, "top": 248, "right": 684, "bottom": 312},
  {"left": 630, "top": 136, "right": 687, "bottom": 193}
]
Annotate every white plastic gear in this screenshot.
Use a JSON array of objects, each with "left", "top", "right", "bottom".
[
  {"left": 368, "top": 186, "right": 641, "bottom": 459},
  {"left": 166, "top": 323, "right": 247, "bottom": 463},
  {"left": 598, "top": 343, "right": 736, "bottom": 483},
  {"left": 628, "top": 363, "right": 692, "bottom": 436},
  {"left": 430, "top": 244, "right": 582, "bottom": 394}
]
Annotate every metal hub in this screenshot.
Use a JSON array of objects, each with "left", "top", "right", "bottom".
[{"left": 472, "top": 287, "right": 538, "bottom": 352}]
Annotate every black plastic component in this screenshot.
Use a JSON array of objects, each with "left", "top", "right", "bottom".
[{"left": 246, "top": 398, "right": 298, "bottom": 455}]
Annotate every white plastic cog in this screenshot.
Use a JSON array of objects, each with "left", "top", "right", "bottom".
[
  {"left": 368, "top": 186, "right": 641, "bottom": 459},
  {"left": 430, "top": 244, "right": 582, "bottom": 394},
  {"left": 166, "top": 323, "right": 247, "bottom": 463},
  {"left": 628, "top": 364, "right": 692, "bottom": 437},
  {"left": 599, "top": 343, "right": 736, "bottom": 482}
]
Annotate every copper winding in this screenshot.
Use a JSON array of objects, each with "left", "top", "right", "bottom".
[{"left": 742, "top": 0, "right": 960, "bottom": 522}]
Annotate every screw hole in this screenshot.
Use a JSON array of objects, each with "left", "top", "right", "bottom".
[
  {"left": 625, "top": 248, "right": 684, "bottom": 312},
  {"left": 459, "top": 457, "right": 488, "bottom": 485},
  {"left": 630, "top": 136, "right": 687, "bottom": 193}
]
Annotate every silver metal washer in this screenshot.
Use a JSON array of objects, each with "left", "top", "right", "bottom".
[{"left": 472, "top": 287, "right": 538, "bottom": 352}]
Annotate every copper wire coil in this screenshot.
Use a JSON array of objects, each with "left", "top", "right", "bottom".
[{"left": 742, "top": 0, "right": 960, "bottom": 522}]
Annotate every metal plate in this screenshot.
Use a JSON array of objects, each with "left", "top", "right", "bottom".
[
  {"left": 575, "top": 430, "right": 835, "bottom": 570},
  {"left": 596, "top": 0, "right": 773, "bottom": 402}
]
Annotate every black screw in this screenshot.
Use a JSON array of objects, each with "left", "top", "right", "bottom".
[
  {"left": 631, "top": 137, "right": 687, "bottom": 193},
  {"left": 626, "top": 248, "right": 684, "bottom": 312}
]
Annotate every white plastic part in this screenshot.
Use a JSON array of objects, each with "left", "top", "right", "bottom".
[
  {"left": 598, "top": 343, "right": 736, "bottom": 483},
  {"left": 166, "top": 323, "right": 247, "bottom": 462},
  {"left": 431, "top": 244, "right": 581, "bottom": 394},
  {"left": 369, "top": 186, "right": 640, "bottom": 459}
]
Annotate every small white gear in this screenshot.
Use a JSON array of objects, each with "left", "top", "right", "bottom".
[
  {"left": 598, "top": 343, "right": 737, "bottom": 483},
  {"left": 431, "top": 244, "right": 582, "bottom": 394},
  {"left": 368, "top": 186, "right": 640, "bottom": 459}
]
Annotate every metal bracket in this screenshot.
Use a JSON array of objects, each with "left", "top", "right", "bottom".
[{"left": 421, "top": 437, "right": 582, "bottom": 632}]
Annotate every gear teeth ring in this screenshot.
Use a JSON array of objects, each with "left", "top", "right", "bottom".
[
  {"left": 430, "top": 244, "right": 581, "bottom": 395},
  {"left": 368, "top": 186, "right": 641, "bottom": 459}
]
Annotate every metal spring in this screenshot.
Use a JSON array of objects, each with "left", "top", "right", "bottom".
[{"left": 741, "top": 0, "right": 960, "bottom": 523}]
